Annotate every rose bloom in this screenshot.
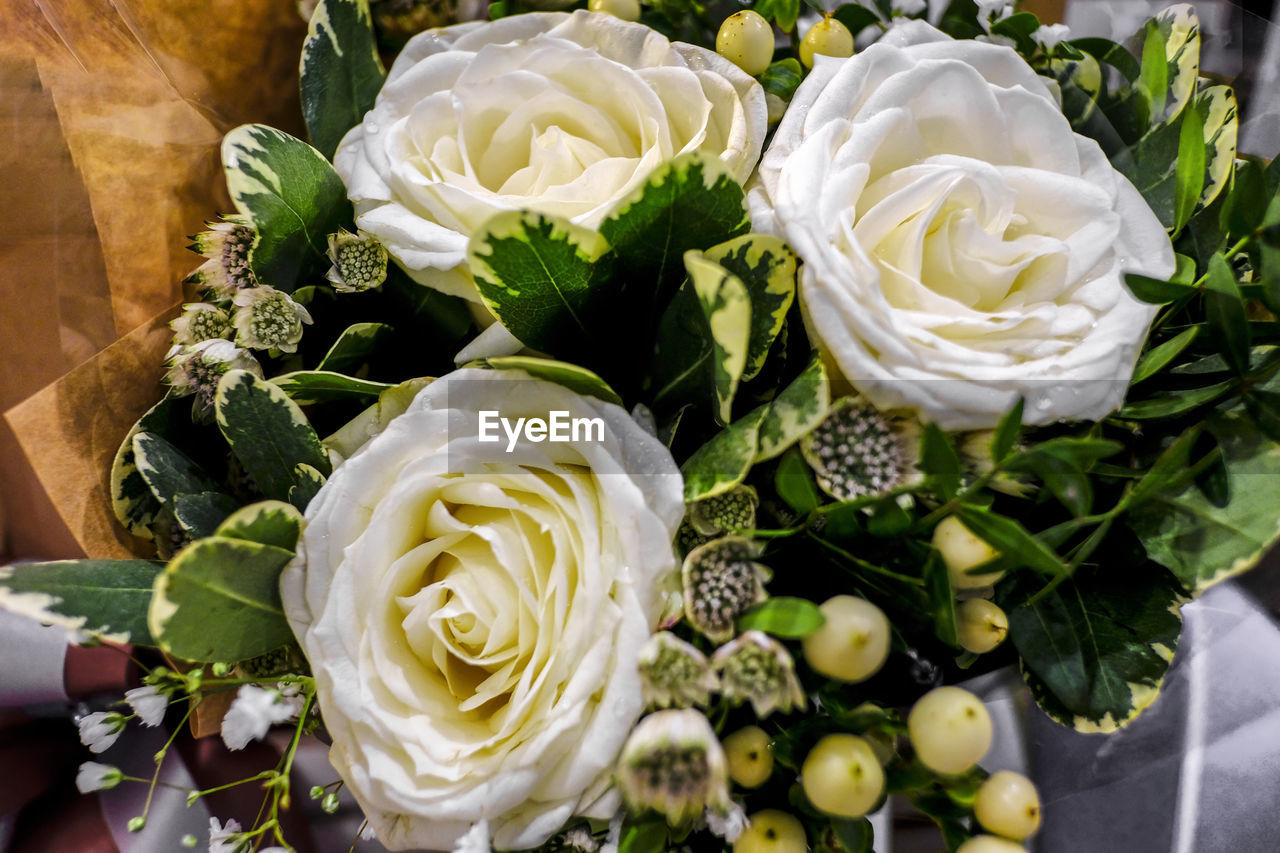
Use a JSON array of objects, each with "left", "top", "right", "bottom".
[
  {"left": 334, "top": 9, "right": 766, "bottom": 303},
  {"left": 280, "top": 369, "right": 683, "bottom": 850},
  {"left": 749, "top": 22, "right": 1175, "bottom": 429}
]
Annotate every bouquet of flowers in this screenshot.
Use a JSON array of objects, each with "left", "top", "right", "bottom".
[{"left": 2, "top": 0, "right": 1277, "bottom": 851}]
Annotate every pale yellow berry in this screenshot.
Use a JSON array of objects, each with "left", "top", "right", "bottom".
[
  {"left": 733, "top": 810, "right": 807, "bottom": 853},
  {"left": 799, "top": 17, "right": 854, "bottom": 68},
  {"left": 801, "top": 734, "right": 884, "bottom": 818},
  {"left": 724, "top": 726, "right": 774, "bottom": 789},
  {"left": 588, "top": 0, "right": 640, "bottom": 21},
  {"left": 801, "top": 595, "right": 890, "bottom": 683},
  {"left": 974, "top": 771, "right": 1042, "bottom": 840},
  {"left": 907, "top": 686, "right": 993, "bottom": 775},
  {"left": 956, "top": 598, "right": 1009, "bottom": 654},
  {"left": 956, "top": 834, "right": 1026, "bottom": 853},
  {"left": 716, "top": 11, "right": 775, "bottom": 77},
  {"left": 933, "top": 516, "right": 1004, "bottom": 589}
]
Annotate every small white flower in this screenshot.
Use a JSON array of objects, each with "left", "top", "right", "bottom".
[
  {"left": 705, "top": 801, "right": 749, "bottom": 842},
  {"left": 232, "top": 287, "right": 313, "bottom": 353},
  {"left": 891, "top": 0, "right": 927, "bottom": 15},
  {"left": 171, "top": 303, "right": 232, "bottom": 347},
  {"left": 563, "top": 827, "right": 600, "bottom": 853},
  {"left": 208, "top": 817, "right": 243, "bottom": 853},
  {"left": 1032, "top": 22, "right": 1071, "bottom": 50},
  {"left": 976, "top": 0, "right": 1013, "bottom": 21},
  {"left": 189, "top": 217, "right": 257, "bottom": 299},
  {"left": 452, "top": 820, "right": 490, "bottom": 853},
  {"left": 220, "top": 685, "right": 303, "bottom": 751},
  {"left": 124, "top": 685, "right": 167, "bottom": 727},
  {"left": 75, "top": 761, "right": 123, "bottom": 793},
  {"left": 77, "top": 711, "right": 126, "bottom": 754},
  {"left": 165, "top": 338, "right": 263, "bottom": 418}
]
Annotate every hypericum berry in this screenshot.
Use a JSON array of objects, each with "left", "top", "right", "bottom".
[
  {"left": 188, "top": 216, "right": 257, "bottom": 298},
  {"left": 682, "top": 536, "right": 770, "bottom": 642},
  {"left": 933, "top": 516, "right": 1004, "bottom": 589},
  {"left": 164, "top": 339, "right": 263, "bottom": 418},
  {"left": 231, "top": 286, "right": 313, "bottom": 353},
  {"left": 716, "top": 11, "right": 775, "bottom": 77},
  {"left": 956, "top": 598, "right": 1009, "bottom": 654},
  {"left": 957, "top": 835, "right": 1026, "bottom": 853},
  {"left": 907, "top": 686, "right": 993, "bottom": 775},
  {"left": 802, "top": 595, "right": 890, "bottom": 683},
  {"left": 799, "top": 17, "right": 854, "bottom": 68},
  {"left": 637, "top": 631, "right": 719, "bottom": 710},
  {"left": 712, "top": 631, "right": 806, "bottom": 718},
  {"left": 974, "top": 771, "right": 1042, "bottom": 840},
  {"left": 722, "top": 726, "right": 774, "bottom": 788},
  {"left": 587, "top": 0, "right": 640, "bottom": 21},
  {"left": 690, "top": 485, "right": 759, "bottom": 537},
  {"left": 617, "top": 709, "right": 731, "bottom": 828},
  {"left": 801, "top": 734, "right": 885, "bottom": 818},
  {"left": 801, "top": 397, "right": 920, "bottom": 501},
  {"left": 170, "top": 303, "right": 231, "bottom": 347},
  {"left": 326, "top": 230, "right": 389, "bottom": 293},
  {"left": 733, "top": 810, "right": 807, "bottom": 853}
]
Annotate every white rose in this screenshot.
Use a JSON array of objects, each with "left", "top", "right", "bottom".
[
  {"left": 335, "top": 9, "right": 767, "bottom": 302},
  {"left": 280, "top": 369, "right": 684, "bottom": 850},
  {"left": 748, "top": 22, "right": 1175, "bottom": 430}
]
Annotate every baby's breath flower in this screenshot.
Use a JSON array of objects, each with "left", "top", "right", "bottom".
[
  {"left": 682, "top": 537, "right": 770, "bottom": 642},
  {"left": 124, "top": 685, "right": 167, "bottom": 727},
  {"left": 637, "top": 632, "right": 718, "bottom": 710},
  {"left": 171, "top": 303, "right": 231, "bottom": 346},
  {"left": 165, "top": 339, "right": 263, "bottom": 418},
  {"left": 220, "top": 685, "right": 304, "bottom": 751},
  {"left": 189, "top": 216, "right": 257, "bottom": 299},
  {"left": 617, "top": 710, "right": 731, "bottom": 827},
  {"left": 1033, "top": 22, "right": 1071, "bottom": 50},
  {"left": 327, "top": 230, "right": 389, "bottom": 293},
  {"left": 801, "top": 397, "right": 921, "bottom": 501},
  {"left": 232, "top": 287, "right": 313, "bottom": 353},
  {"left": 712, "top": 631, "right": 806, "bottom": 718},
  {"left": 77, "top": 711, "right": 126, "bottom": 753},
  {"left": 75, "top": 761, "right": 123, "bottom": 793}
]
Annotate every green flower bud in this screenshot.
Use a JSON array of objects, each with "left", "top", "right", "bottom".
[
  {"left": 232, "top": 287, "right": 313, "bottom": 353},
  {"left": 327, "top": 230, "right": 389, "bottom": 293},
  {"left": 171, "top": 302, "right": 232, "bottom": 346}
]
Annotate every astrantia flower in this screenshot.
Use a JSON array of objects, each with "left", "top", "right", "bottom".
[
  {"left": 617, "top": 710, "right": 731, "bottom": 827},
  {"left": 637, "top": 632, "right": 718, "bottom": 709},
  {"left": 800, "top": 397, "right": 921, "bottom": 501},
  {"left": 220, "top": 685, "right": 303, "bottom": 751},
  {"left": 75, "top": 761, "right": 123, "bottom": 793},
  {"left": 688, "top": 486, "right": 759, "bottom": 538},
  {"left": 711, "top": 631, "right": 806, "bottom": 718},
  {"left": 77, "top": 711, "right": 126, "bottom": 754},
  {"left": 171, "top": 303, "right": 232, "bottom": 346},
  {"left": 124, "top": 685, "right": 167, "bottom": 727},
  {"left": 189, "top": 217, "right": 257, "bottom": 299},
  {"left": 231, "top": 287, "right": 312, "bottom": 353},
  {"left": 327, "top": 230, "right": 389, "bottom": 293},
  {"left": 164, "top": 339, "right": 263, "bottom": 418},
  {"left": 682, "top": 537, "right": 770, "bottom": 642}
]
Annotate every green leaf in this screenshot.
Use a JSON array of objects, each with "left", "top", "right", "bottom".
[
  {"left": 1225, "top": 157, "right": 1269, "bottom": 240},
  {"left": 599, "top": 152, "right": 750, "bottom": 304},
  {"left": 921, "top": 424, "right": 963, "bottom": 501},
  {"left": 1172, "top": 99, "right": 1206, "bottom": 232},
  {"left": 991, "top": 398, "right": 1024, "bottom": 461},
  {"left": 738, "top": 597, "right": 826, "bottom": 638},
  {"left": 1194, "top": 83, "right": 1237, "bottom": 210},
  {"left": 1151, "top": 5, "right": 1201, "bottom": 123},
  {"left": 1133, "top": 326, "right": 1199, "bottom": 383},
  {"left": 150, "top": 536, "right": 296, "bottom": 662},
  {"left": 271, "top": 370, "right": 393, "bottom": 405},
  {"left": 0, "top": 559, "right": 162, "bottom": 645},
  {"left": 1007, "top": 563, "right": 1184, "bottom": 732},
  {"left": 216, "top": 369, "right": 332, "bottom": 502},
  {"left": 172, "top": 492, "right": 239, "bottom": 539},
  {"left": 923, "top": 551, "right": 958, "bottom": 647},
  {"left": 1070, "top": 37, "right": 1140, "bottom": 81},
  {"left": 316, "top": 322, "right": 393, "bottom": 374},
  {"left": 1026, "top": 454, "right": 1093, "bottom": 516},
  {"left": 1204, "top": 252, "right": 1250, "bottom": 376},
  {"left": 685, "top": 250, "right": 752, "bottom": 424},
  {"left": 1131, "top": 399, "right": 1280, "bottom": 593},
  {"left": 1124, "top": 272, "right": 1194, "bottom": 304},
  {"left": 1118, "top": 379, "right": 1234, "bottom": 419},
  {"left": 1243, "top": 390, "right": 1280, "bottom": 444},
  {"left": 299, "top": 0, "right": 386, "bottom": 160},
  {"left": 289, "top": 463, "right": 327, "bottom": 512},
  {"left": 759, "top": 58, "right": 804, "bottom": 101},
  {"left": 832, "top": 3, "right": 883, "bottom": 39},
  {"left": 1136, "top": 20, "right": 1170, "bottom": 123},
  {"left": 775, "top": 448, "right": 822, "bottom": 515},
  {"left": 133, "top": 431, "right": 222, "bottom": 509},
  {"left": 1128, "top": 424, "right": 1202, "bottom": 507},
  {"left": 681, "top": 405, "right": 769, "bottom": 501},
  {"left": 617, "top": 819, "right": 668, "bottom": 853},
  {"left": 222, "top": 125, "right": 352, "bottom": 292},
  {"left": 215, "top": 500, "right": 304, "bottom": 551},
  {"left": 704, "top": 234, "right": 797, "bottom": 382},
  {"left": 469, "top": 210, "right": 613, "bottom": 356},
  {"left": 110, "top": 397, "right": 180, "bottom": 541},
  {"left": 324, "top": 377, "right": 433, "bottom": 461},
  {"left": 650, "top": 280, "right": 715, "bottom": 414},
  {"left": 954, "top": 506, "right": 1068, "bottom": 577},
  {"left": 755, "top": 354, "right": 830, "bottom": 462},
  {"left": 466, "top": 356, "right": 624, "bottom": 406}
]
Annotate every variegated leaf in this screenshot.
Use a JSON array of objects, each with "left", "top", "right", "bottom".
[
  {"left": 681, "top": 405, "right": 770, "bottom": 501},
  {"left": 216, "top": 500, "right": 304, "bottom": 552},
  {"left": 271, "top": 370, "right": 393, "bottom": 405},
  {"left": 466, "top": 356, "right": 624, "bottom": 406},
  {"left": 0, "top": 559, "right": 163, "bottom": 646},
  {"left": 290, "top": 464, "right": 327, "bottom": 511},
  {"left": 300, "top": 0, "right": 386, "bottom": 160},
  {"left": 685, "top": 250, "right": 752, "bottom": 425},
  {"left": 755, "top": 354, "right": 830, "bottom": 462},
  {"left": 705, "top": 234, "right": 797, "bottom": 382},
  {"left": 110, "top": 397, "right": 180, "bottom": 541},
  {"left": 1153, "top": 4, "right": 1200, "bottom": 123},
  {"left": 133, "top": 431, "right": 222, "bottom": 510},
  {"left": 1195, "top": 82, "right": 1238, "bottom": 210},
  {"left": 324, "top": 377, "right": 434, "bottom": 461},
  {"left": 222, "top": 124, "right": 352, "bottom": 291}
]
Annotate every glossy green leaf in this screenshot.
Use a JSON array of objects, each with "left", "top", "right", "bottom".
[
  {"left": 110, "top": 396, "right": 180, "bottom": 541},
  {"left": 685, "top": 250, "right": 752, "bottom": 424},
  {"left": 271, "top": 370, "right": 393, "bottom": 405},
  {"left": 921, "top": 424, "right": 963, "bottom": 501},
  {"left": 705, "top": 234, "right": 796, "bottom": 382},
  {"left": 289, "top": 463, "right": 326, "bottom": 512},
  {"left": 216, "top": 500, "right": 304, "bottom": 552},
  {"left": 1172, "top": 99, "right": 1205, "bottom": 232},
  {"left": 133, "top": 431, "right": 221, "bottom": 509},
  {"left": 172, "top": 492, "right": 239, "bottom": 539},
  {"left": 681, "top": 405, "right": 769, "bottom": 501},
  {"left": 755, "top": 354, "right": 830, "bottom": 462},
  {"left": 1133, "top": 326, "right": 1199, "bottom": 383},
  {"left": 1194, "top": 82, "right": 1237, "bottom": 210},
  {"left": 0, "top": 559, "right": 162, "bottom": 645},
  {"left": 466, "top": 356, "right": 623, "bottom": 406},
  {"left": 299, "top": 0, "right": 386, "bottom": 160},
  {"left": 1118, "top": 380, "right": 1234, "bottom": 419},
  {"left": 954, "top": 506, "right": 1068, "bottom": 577},
  {"left": 1151, "top": 5, "right": 1201, "bottom": 123},
  {"left": 759, "top": 58, "right": 804, "bottom": 101},
  {"left": 990, "top": 398, "right": 1025, "bottom": 461},
  {"left": 1204, "top": 252, "right": 1250, "bottom": 376},
  {"left": 923, "top": 552, "right": 958, "bottom": 647},
  {"left": 738, "top": 597, "right": 825, "bottom": 638},
  {"left": 316, "top": 322, "right": 393, "bottom": 374},
  {"left": 775, "top": 448, "right": 822, "bottom": 515},
  {"left": 1124, "top": 272, "right": 1195, "bottom": 304}
]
